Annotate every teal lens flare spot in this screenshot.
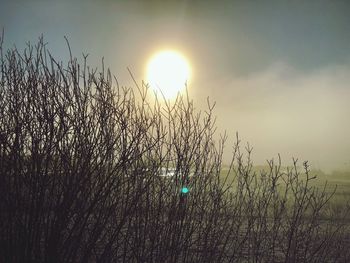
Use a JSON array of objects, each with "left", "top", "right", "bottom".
[{"left": 181, "top": 187, "right": 189, "bottom": 194}]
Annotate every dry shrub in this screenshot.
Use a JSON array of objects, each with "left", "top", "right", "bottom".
[{"left": 0, "top": 37, "right": 349, "bottom": 263}]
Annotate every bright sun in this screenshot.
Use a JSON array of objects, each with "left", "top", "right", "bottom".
[{"left": 146, "top": 50, "right": 191, "bottom": 99}]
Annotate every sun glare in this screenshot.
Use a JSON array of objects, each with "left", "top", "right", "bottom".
[{"left": 146, "top": 50, "right": 191, "bottom": 99}]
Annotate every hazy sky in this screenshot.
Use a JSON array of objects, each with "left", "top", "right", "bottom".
[{"left": 1, "top": 0, "right": 350, "bottom": 171}]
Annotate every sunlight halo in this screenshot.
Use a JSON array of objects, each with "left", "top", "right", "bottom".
[{"left": 145, "top": 50, "right": 191, "bottom": 99}]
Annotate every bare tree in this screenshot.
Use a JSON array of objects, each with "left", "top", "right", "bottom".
[{"left": 0, "top": 36, "right": 349, "bottom": 263}]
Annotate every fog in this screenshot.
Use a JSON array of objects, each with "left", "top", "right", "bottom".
[{"left": 192, "top": 62, "right": 350, "bottom": 172}]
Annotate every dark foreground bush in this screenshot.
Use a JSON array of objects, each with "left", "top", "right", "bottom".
[{"left": 0, "top": 37, "right": 349, "bottom": 262}]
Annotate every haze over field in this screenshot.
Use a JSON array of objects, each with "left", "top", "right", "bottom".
[{"left": 1, "top": 0, "right": 350, "bottom": 172}]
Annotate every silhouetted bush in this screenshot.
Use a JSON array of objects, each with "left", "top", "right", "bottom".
[{"left": 0, "top": 36, "right": 349, "bottom": 262}]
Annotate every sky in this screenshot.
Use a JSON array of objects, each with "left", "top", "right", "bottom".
[{"left": 1, "top": 0, "right": 350, "bottom": 171}]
